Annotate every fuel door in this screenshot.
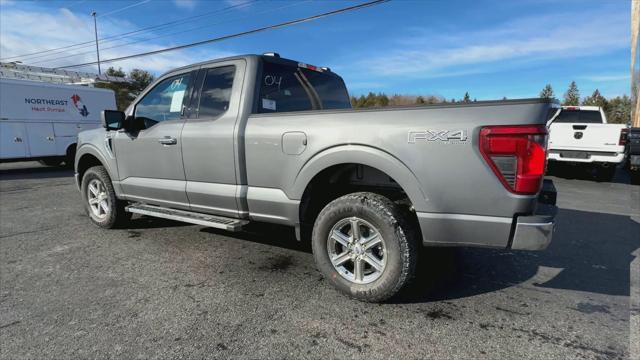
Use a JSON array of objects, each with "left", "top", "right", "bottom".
[{"left": 282, "top": 131, "right": 307, "bottom": 155}]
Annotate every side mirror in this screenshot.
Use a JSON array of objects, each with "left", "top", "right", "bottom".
[{"left": 101, "top": 110, "right": 125, "bottom": 130}]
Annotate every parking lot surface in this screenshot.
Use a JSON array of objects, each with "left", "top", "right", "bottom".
[{"left": 1, "top": 162, "right": 638, "bottom": 359}]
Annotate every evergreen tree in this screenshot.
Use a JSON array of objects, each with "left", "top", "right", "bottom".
[
  {"left": 606, "top": 95, "right": 632, "bottom": 124},
  {"left": 363, "top": 92, "right": 377, "bottom": 107},
  {"left": 377, "top": 93, "right": 389, "bottom": 107},
  {"left": 581, "top": 89, "right": 608, "bottom": 109},
  {"left": 562, "top": 81, "right": 580, "bottom": 106},
  {"left": 462, "top": 92, "right": 471, "bottom": 103},
  {"left": 539, "top": 84, "right": 554, "bottom": 99}
]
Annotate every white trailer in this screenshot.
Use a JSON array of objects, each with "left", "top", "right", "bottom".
[{"left": 0, "top": 78, "right": 116, "bottom": 165}]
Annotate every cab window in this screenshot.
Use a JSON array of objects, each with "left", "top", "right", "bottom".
[
  {"left": 554, "top": 109, "right": 603, "bottom": 124},
  {"left": 256, "top": 60, "right": 351, "bottom": 113},
  {"left": 135, "top": 73, "right": 191, "bottom": 128},
  {"left": 197, "top": 66, "right": 235, "bottom": 118}
]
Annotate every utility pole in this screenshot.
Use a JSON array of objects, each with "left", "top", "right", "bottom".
[
  {"left": 91, "top": 11, "right": 101, "bottom": 75},
  {"left": 632, "top": 0, "right": 639, "bottom": 127}
]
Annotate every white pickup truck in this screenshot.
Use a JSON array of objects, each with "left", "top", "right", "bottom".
[{"left": 547, "top": 106, "right": 628, "bottom": 181}]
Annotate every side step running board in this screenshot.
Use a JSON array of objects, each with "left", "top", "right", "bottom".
[{"left": 126, "top": 203, "right": 248, "bottom": 231}]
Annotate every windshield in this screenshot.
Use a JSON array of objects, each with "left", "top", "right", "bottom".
[
  {"left": 554, "top": 109, "right": 603, "bottom": 124},
  {"left": 256, "top": 59, "right": 351, "bottom": 113}
]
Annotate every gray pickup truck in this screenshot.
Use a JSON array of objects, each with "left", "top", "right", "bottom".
[{"left": 75, "top": 53, "right": 558, "bottom": 301}]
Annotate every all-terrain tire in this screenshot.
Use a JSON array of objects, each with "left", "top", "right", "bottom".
[
  {"left": 81, "top": 165, "right": 131, "bottom": 228},
  {"left": 312, "top": 192, "right": 418, "bottom": 302}
]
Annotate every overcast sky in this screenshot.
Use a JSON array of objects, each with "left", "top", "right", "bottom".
[{"left": 0, "top": 0, "right": 631, "bottom": 100}]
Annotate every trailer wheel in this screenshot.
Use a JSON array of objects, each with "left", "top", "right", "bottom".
[
  {"left": 312, "top": 192, "right": 418, "bottom": 302},
  {"left": 81, "top": 166, "right": 131, "bottom": 228},
  {"left": 64, "top": 144, "right": 77, "bottom": 169}
]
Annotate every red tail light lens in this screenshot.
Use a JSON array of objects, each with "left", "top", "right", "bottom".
[
  {"left": 619, "top": 128, "right": 629, "bottom": 146},
  {"left": 480, "top": 125, "right": 548, "bottom": 195}
]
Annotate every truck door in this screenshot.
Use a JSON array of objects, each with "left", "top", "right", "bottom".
[
  {"left": 26, "top": 123, "right": 56, "bottom": 157},
  {"left": 181, "top": 60, "right": 245, "bottom": 217},
  {"left": 113, "top": 71, "right": 193, "bottom": 210},
  {"left": 0, "top": 122, "right": 27, "bottom": 160}
]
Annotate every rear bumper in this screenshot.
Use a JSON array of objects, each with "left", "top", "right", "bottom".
[
  {"left": 547, "top": 150, "right": 624, "bottom": 164},
  {"left": 510, "top": 204, "right": 557, "bottom": 250},
  {"left": 417, "top": 180, "right": 557, "bottom": 251}
]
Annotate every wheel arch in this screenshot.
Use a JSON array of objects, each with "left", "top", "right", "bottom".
[
  {"left": 75, "top": 145, "right": 114, "bottom": 186},
  {"left": 294, "top": 145, "right": 427, "bottom": 238},
  {"left": 292, "top": 145, "right": 427, "bottom": 209}
]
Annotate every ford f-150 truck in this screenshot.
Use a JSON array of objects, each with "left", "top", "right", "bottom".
[
  {"left": 547, "top": 106, "right": 628, "bottom": 181},
  {"left": 75, "top": 53, "right": 558, "bottom": 302}
]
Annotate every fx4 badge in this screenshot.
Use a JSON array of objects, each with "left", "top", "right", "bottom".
[{"left": 408, "top": 130, "right": 468, "bottom": 144}]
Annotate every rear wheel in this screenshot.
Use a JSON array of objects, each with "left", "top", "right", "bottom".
[
  {"left": 312, "top": 192, "right": 418, "bottom": 302},
  {"left": 81, "top": 166, "right": 131, "bottom": 228}
]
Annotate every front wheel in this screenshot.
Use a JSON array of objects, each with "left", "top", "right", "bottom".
[
  {"left": 81, "top": 166, "right": 131, "bottom": 228},
  {"left": 312, "top": 192, "right": 418, "bottom": 302}
]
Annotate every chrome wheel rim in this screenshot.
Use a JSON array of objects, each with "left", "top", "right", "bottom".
[
  {"left": 87, "top": 179, "right": 109, "bottom": 219},
  {"left": 327, "top": 217, "right": 387, "bottom": 284}
]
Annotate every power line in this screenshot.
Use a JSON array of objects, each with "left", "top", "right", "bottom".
[
  {"left": 57, "top": 0, "right": 389, "bottom": 70},
  {"left": 31, "top": 0, "right": 310, "bottom": 66},
  {"left": 98, "top": 0, "right": 151, "bottom": 18},
  {"left": 0, "top": 0, "right": 257, "bottom": 62},
  {"left": 12, "top": 0, "right": 257, "bottom": 64},
  {"left": 2, "top": 0, "right": 255, "bottom": 62}
]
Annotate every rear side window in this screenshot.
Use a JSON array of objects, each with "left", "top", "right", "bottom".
[
  {"left": 257, "top": 60, "right": 351, "bottom": 113},
  {"left": 554, "top": 110, "right": 603, "bottom": 123},
  {"left": 198, "top": 66, "right": 235, "bottom": 118}
]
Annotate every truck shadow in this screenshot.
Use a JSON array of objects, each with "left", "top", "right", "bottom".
[
  {"left": 126, "top": 215, "right": 191, "bottom": 230},
  {"left": 0, "top": 165, "right": 73, "bottom": 180},
  {"left": 394, "top": 208, "right": 639, "bottom": 303},
  {"left": 202, "top": 208, "right": 639, "bottom": 304},
  {"left": 200, "top": 222, "right": 309, "bottom": 252},
  {"left": 547, "top": 162, "right": 630, "bottom": 184}
]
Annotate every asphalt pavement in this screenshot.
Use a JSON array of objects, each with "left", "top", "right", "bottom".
[{"left": 1, "top": 162, "right": 638, "bottom": 359}]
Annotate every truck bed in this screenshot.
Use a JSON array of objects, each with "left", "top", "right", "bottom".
[{"left": 243, "top": 98, "right": 557, "bottom": 247}]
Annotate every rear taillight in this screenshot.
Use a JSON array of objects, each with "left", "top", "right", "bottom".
[
  {"left": 479, "top": 125, "right": 548, "bottom": 195},
  {"left": 619, "top": 128, "right": 629, "bottom": 146}
]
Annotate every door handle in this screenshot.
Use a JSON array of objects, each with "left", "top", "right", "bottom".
[{"left": 158, "top": 136, "right": 177, "bottom": 145}]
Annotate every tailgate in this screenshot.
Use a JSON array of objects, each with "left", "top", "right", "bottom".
[{"left": 549, "top": 123, "right": 624, "bottom": 151}]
